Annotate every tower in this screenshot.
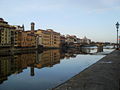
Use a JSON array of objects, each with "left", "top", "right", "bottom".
[
  {"left": 31, "top": 22, "right": 35, "bottom": 33},
  {"left": 22, "top": 24, "right": 25, "bottom": 31}
]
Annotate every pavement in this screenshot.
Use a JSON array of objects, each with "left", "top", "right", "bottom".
[{"left": 53, "top": 50, "right": 120, "bottom": 90}]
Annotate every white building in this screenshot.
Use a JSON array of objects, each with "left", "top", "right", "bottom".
[{"left": 81, "top": 36, "right": 91, "bottom": 44}]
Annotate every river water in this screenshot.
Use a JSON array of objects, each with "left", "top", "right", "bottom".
[{"left": 0, "top": 47, "right": 114, "bottom": 90}]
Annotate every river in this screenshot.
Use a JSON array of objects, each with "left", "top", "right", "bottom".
[{"left": 0, "top": 47, "right": 114, "bottom": 90}]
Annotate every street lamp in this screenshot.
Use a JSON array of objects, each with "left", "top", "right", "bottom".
[{"left": 116, "top": 22, "right": 119, "bottom": 50}]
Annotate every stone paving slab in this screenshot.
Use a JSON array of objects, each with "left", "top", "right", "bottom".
[{"left": 53, "top": 50, "right": 120, "bottom": 90}]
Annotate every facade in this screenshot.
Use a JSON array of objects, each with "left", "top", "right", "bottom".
[
  {"left": 21, "top": 32, "right": 36, "bottom": 47},
  {"left": 35, "top": 29, "right": 60, "bottom": 48},
  {"left": 47, "top": 29, "right": 60, "bottom": 48},
  {"left": 0, "top": 18, "right": 16, "bottom": 47},
  {"left": 35, "top": 29, "right": 50, "bottom": 47},
  {"left": 36, "top": 34, "right": 42, "bottom": 48},
  {"left": 14, "top": 30, "right": 22, "bottom": 47},
  {"left": 14, "top": 31, "right": 36, "bottom": 48},
  {"left": 14, "top": 25, "right": 24, "bottom": 47}
]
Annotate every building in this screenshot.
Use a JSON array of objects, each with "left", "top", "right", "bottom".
[
  {"left": 60, "top": 35, "right": 66, "bottom": 47},
  {"left": 35, "top": 29, "right": 60, "bottom": 48},
  {"left": 0, "top": 18, "right": 60, "bottom": 48},
  {"left": 47, "top": 29, "right": 60, "bottom": 48},
  {"left": 27, "top": 22, "right": 60, "bottom": 48},
  {"left": 21, "top": 31, "right": 36, "bottom": 47},
  {"left": 65, "top": 35, "right": 77, "bottom": 44},
  {"left": 14, "top": 25, "right": 24, "bottom": 47},
  {"left": 36, "top": 34, "right": 42, "bottom": 48},
  {"left": 14, "top": 25, "right": 24, "bottom": 31},
  {"left": 76, "top": 38, "right": 81, "bottom": 44},
  {"left": 0, "top": 18, "right": 16, "bottom": 48},
  {"left": 81, "top": 36, "right": 91, "bottom": 44},
  {"left": 14, "top": 24, "right": 36, "bottom": 48}
]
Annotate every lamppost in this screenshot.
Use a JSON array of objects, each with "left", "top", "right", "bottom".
[{"left": 116, "top": 22, "right": 119, "bottom": 50}]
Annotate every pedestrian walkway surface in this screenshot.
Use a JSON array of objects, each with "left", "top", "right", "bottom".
[{"left": 53, "top": 50, "right": 120, "bottom": 90}]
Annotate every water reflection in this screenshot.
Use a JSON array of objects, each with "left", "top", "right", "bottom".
[
  {"left": 0, "top": 47, "right": 113, "bottom": 90},
  {"left": 0, "top": 53, "right": 36, "bottom": 84},
  {"left": 35, "top": 50, "right": 60, "bottom": 68},
  {"left": 0, "top": 49, "right": 61, "bottom": 84}
]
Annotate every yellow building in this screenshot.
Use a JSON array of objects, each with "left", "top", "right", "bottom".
[
  {"left": 14, "top": 30, "right": 22, "bottom": 47},
  {"left": 0, "top": 18, "right": 16, "bottom": 47},
  {"left": 35, "top": 29, "right": 60, "bottom": 48}
]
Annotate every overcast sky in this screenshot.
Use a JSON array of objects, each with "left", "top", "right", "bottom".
[{"left": 1, "top": 0, "right": 120, "bottom": 42}]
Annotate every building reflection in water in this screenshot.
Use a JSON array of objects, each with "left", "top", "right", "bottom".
[
  {"left": 0, "top": 53, "right": 36, "bottom": 84},
  {"left": 0, "top": 48, "right": 97, "bottom": 84},
  {"left": 0, "top": 49, "right": 61, "bottom": 84},
  {"left": 34, "top": 50, "right": 60, "bottom": 68}
]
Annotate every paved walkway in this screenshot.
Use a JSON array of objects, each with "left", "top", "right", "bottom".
[{"left": 53, "top": 50, "right": 120, "bottom": 90}]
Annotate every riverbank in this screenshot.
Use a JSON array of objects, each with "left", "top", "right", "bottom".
[
  {"left": 0, "top": 47, "right": 60, "bottom": 56},
  {"left": 53, "top": 50, "right": 120, "bottom": 90}
]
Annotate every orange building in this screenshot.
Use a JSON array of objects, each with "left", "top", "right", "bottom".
[
  {"left": 14, "top": 25, "right": 36, "bottom": 48},
  {"left": 21, "top": 32, "right": 36, "bottom": 47},
  {"left": 14, "top": 30, "right": 36, "bottom": 48}
]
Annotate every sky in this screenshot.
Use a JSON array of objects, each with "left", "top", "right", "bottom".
[{"left": 1, "top": 0, "right": 120, "bottom": 43}]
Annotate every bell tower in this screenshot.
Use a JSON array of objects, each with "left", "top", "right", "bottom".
[
  {"left": 31, "top": 22, "right": 35, "bottom": 33},
  {"left": 22, "top": 24, "right": 25, "bottom": 31}
]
